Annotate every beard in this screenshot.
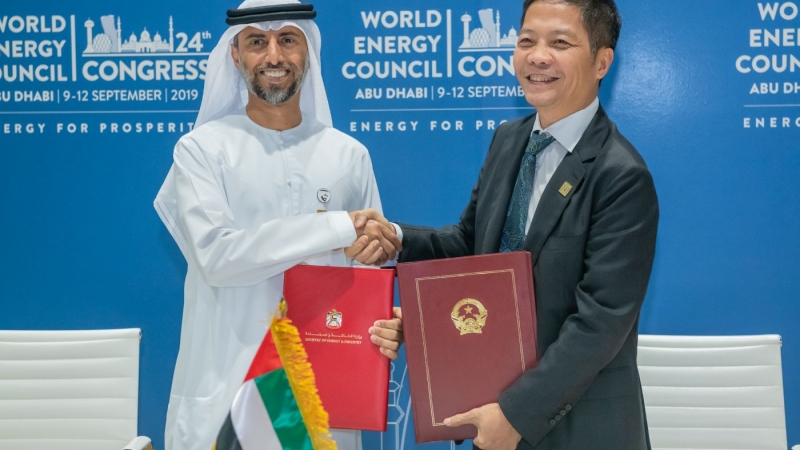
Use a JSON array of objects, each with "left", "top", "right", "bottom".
[{"left": 238, "top": 59, "right": 307, "bottom": 105}]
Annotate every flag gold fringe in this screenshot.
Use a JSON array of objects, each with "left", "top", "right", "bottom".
[{"left": 270, "top": 306, "right": 337, "bottom": 450}]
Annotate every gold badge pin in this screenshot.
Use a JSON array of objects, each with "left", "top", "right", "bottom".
[{"left": 559, "top": 181, "right": 573, "bottom": 197}]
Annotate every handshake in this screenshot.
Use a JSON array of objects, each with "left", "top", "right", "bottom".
[{"left": 346, "top": 209, "right": 402, "bottom": 266}]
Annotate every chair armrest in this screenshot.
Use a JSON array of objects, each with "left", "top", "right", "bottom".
[{"left": 123, "top": 436, "right": 154, "bottom": 450}]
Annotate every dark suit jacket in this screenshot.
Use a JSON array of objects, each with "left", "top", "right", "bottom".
[{"left": 398, "top": 106, "right": 658, "bottom": 450}]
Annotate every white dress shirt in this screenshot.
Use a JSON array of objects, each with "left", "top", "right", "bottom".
[
  {"left": 392, "top": 98, "right": 599, "bottom": 246},
  {"left": 525, "top": 97, "right": 599, "bottom": 233}
]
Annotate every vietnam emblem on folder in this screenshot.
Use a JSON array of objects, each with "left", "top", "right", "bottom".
[
  {"left": 326, "top": 309, "right": 343, "bottom": 329},
  {"left": 451, "top": 298, "right": 488, "bottom": 335}
]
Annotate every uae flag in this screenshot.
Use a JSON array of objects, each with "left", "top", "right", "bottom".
[{"left": 214, "top": 300, "right": 336, "bottom": 450}]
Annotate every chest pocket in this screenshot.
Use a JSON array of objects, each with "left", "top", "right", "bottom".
[{"left": 220, "top": 165, "right": 280, "bottom": 229}]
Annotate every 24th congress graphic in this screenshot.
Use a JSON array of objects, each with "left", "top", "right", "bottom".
[{"left": 1, "top": 11, "right": 212, "bottom": 134}]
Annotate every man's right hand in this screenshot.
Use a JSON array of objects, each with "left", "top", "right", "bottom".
[{"left": 346, "top": 209, "right": 402, "bottom": 265}]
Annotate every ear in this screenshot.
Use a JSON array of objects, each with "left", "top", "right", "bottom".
[
  {"left": 595, "top": 47, "right": 614, "bottom": 81},
  {"left": 230, "top": 42, "right": 240, "bottom": 68}
]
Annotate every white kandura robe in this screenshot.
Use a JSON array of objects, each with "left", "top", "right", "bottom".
[{"left": 154, "top": 110, "right": 380, "bottom": 450}]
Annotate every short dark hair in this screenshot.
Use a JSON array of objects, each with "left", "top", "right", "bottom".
[
  {"left": 521, "top": 0, "right": 621, "bottom": 56},
  {"left": 232, "top": 33, "right": 239, "bottom": 48}
]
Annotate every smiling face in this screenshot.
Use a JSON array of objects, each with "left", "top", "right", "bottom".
[
  {"left": 231, "top": 25, "right": 309, "bottom": 106},
  {"left": 513, "top": 1, "right": 613, "bottom": 127}
]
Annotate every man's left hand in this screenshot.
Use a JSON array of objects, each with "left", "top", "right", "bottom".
[
  {"left": 444, "top": 403, "right": 522, "bottom": 450},
  {"left": 369, "top": 307, "right": 403, "bottom": 359}
]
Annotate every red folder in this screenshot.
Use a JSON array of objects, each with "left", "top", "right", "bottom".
[
  {"left": 397, "top": 252, "right": 538, "bottom": 443},
  {"left": 283, "top": 265, "right": 395, "bottom": 431}
]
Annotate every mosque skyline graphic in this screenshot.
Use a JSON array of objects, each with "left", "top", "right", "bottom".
[
  {"left": 81, "top": 15, "right": 207, "bottom": 56},
  {"left": 458, "top": 8, "right": 517, "bottom": 52}
]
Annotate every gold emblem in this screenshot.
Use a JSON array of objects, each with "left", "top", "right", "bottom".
[
  {"left": 326, "top": 309, "right": 342, "bottom": 329},
  {"left": 558, "top": 181, "right": 573, "bottom": 197},
  {"left": 451, "top": 298, "right": 488, "bottom": 335}
]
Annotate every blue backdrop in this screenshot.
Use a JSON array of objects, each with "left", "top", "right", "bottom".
[{"left": 1, "top": 1, "right": 798, "bottom": 449}]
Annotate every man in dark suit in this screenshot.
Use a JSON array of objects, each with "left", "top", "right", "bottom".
[{"left": 350, "top": 0, "right": 658, "bottom": 448}]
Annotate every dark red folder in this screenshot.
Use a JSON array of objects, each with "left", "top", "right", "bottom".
[
  {"left": 283, "top": 265, "right": 394, "bottom": 431},
  {"left": 397, "top": 252, "right": 538, "bottom": 443}
]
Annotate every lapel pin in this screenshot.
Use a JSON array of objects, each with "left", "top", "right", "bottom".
[
  {"left": 317, "top": 188, "right": 331, "bottom": 203},
  {"left": 559, "top": 182, "right": 573, "bottom": 197}
]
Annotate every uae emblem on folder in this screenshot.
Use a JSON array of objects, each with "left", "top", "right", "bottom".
[{"left": 326, "top": 309, "right": 342, "bottom": 329}]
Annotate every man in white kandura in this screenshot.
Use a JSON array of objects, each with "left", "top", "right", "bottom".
[{"left": 154, "top": 1, "right": 403, "bottom": 449}]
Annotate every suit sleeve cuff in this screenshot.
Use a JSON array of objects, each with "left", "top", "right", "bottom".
[
  {"left": 380, "top": 223, "right": 403, "bottom": 267},
  {"left": 498, "top": 388, "right": 551, "bottom": 447}
]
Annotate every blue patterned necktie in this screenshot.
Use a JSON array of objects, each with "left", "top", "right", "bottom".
[{"left": 499, "top": 131, "right": 555, "bottom": 252}]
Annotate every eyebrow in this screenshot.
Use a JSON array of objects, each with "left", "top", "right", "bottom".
[
  {"left": 242, "top": 29, "right": 302, "bottom": 43},
  {"left": 518, "top": 27, "right": 580, "bottom": 40},
  {"left": 552, "top": 29, "right": 579, "bottom": 39}
]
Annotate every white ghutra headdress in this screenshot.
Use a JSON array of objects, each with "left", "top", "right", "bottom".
[{"left": 195, "top": 0, "right": 331, "bottom": 128}]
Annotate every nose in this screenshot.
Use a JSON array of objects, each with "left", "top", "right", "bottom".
[
  {"left": 527, "top": 43, "right": 553, "bottom": 66},
  {"left": 265, "top": 37, "right": 282, "bottom": 65}
]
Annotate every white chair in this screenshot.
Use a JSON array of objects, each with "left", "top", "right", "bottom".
[
  {"left": 638, "top": 334, "right": 788, "bottom": 450},
  {"left": 0, "top": 328, "right": 153, "bottom": 450}
]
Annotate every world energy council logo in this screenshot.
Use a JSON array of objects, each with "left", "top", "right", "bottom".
[
  {"left": 344, "top": 6, "right": 521, "bottom": 82},
  {"left": 1, "top": 13, "right": 211, "bottom": 135},
  {"left": 345, "top": 6, "right": 526, "bottom": 135}
]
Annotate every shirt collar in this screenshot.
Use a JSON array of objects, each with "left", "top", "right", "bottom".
[{"left": 532, "top": 97, "right": 599, "bottom": 153}]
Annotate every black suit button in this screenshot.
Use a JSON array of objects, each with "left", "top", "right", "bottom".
[
  {"left": 565, "top": 404, "right": 572, "bottom": 411},
  {"left": 549, "top": 419, "right": 556, "bottom": 426},
  {"left": 560, "top": 410, "right": 567, "bottom": 416},
  {"left": 555, "top": 415, "right": 562, "bottom": 421}
]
